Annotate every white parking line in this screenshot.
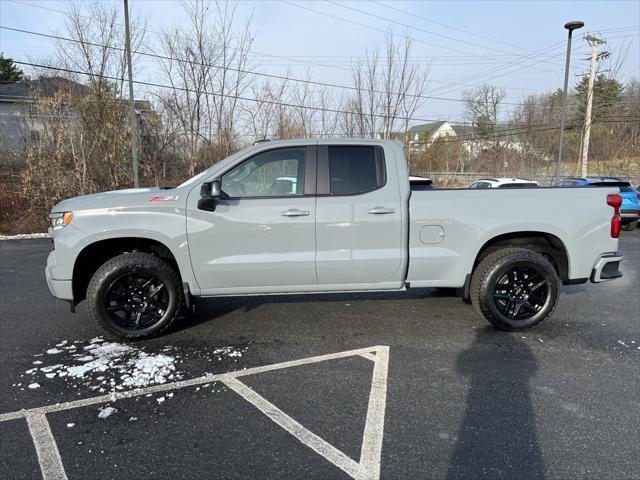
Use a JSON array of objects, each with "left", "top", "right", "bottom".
[
  {"left": 25, "top": 413, "right": 68, "bottom": 480},
  {"left": 358, "top": 346, "right": 389, "bottom": 480},
  {"left": 2, "top": 345, "right": 390, "bottom": 480},
  {"left": 224, "top": 375, "right": 362, "bottom": 479}
]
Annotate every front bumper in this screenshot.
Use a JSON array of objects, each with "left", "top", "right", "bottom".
[
  {"left": 46, "top": 250, "right": 74, "bottom": 301},
  {"left": 590, "top": 252, "right": 623, "bottom": 283}
]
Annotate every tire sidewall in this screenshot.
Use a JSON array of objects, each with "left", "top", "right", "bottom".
[
  {"left": 89, "top": 257, "right": 180, "bottom": 338},
  {"left": 483, "top": 256, "right": 559, "bottom": 329}
]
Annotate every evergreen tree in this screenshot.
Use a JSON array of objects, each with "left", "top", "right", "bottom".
[
  {"left": 0, "top": 53, "right": 24, "bottom": 82},
  {"left": 575, "top": 74, "right": 623, "bottom": 122}
]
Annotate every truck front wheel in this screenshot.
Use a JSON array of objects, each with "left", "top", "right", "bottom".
[
  {"left": 86, "top": 252, "right": 184, "bottom": 339},
  {"left": 470, "top": 248, "right": 560, "bottom": 330}
]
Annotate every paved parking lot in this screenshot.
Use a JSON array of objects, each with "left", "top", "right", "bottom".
[{"left": 1, "top": 230, "right": 639, "bottom": 479}]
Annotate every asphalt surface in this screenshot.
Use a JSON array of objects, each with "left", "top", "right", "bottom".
[{"left": 1, "top": 230, "right": 639, "bottom": 479}]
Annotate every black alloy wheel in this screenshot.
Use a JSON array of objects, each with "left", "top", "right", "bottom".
[
  {"left": 86, "top": 252, "right": 184, "bottom": 339},
  {"left": 104, "top": 272, "right": 170, "bottom": 330},
  {"left": 492, "top": 265, "right": 548, "bottom": 321},
  {"left": 470, "top": 248, "right": 560, "bottom": 331}
]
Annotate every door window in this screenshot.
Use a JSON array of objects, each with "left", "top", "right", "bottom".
[
  {"left": 327, "top": 146, "right": 385, "bottom": 195},
  {"left": 221, "top": 147, "right": 306, "bottom": 198}
]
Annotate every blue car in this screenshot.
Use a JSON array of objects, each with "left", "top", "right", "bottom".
[{"left": 555, "top": 177, "right": 640, "bottom": 230}]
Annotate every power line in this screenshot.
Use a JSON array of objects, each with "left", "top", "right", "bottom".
[
  {"left": 371, "top": 0, "right": 541, "bottom": 54},
  {"left": 9, "top": 59, "right": 478, "bottom": 124},
  {"left": 1, "top": 25, "right": 545, "bottom": 107},
  {"left": 325, "top": 0, "right": 562, "bottom": 63},
  {"left": 5, "top": 0, "right": 354, "bottom": 73},
  {"left": 282, "top": 0, "right": 565, "bottom": 66}
]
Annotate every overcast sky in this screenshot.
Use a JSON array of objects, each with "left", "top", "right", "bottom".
[{"left": 1, "top": 0, "right": 638, "bottom": 125}]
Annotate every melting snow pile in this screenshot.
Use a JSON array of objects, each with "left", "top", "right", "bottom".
[
  {"left": 23, "top": 337, "right": 181, "bottom": 393},
  {"left": 20, "top": 337, "right": 249, "bottom": 394}
]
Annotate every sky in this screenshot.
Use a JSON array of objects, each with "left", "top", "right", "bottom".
[{"left": 0, "top": 0, "right": 638, "bottom": 126}]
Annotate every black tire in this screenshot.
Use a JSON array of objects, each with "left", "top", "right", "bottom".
[
  {"left": 86, "top": 252, "right": 184, "bottom": 339},
  {"left": 470, "top": 248, "right": 559, "bottom": 331},
  {"left": 620, "top": 221, "right": 635, "bottom": 231}
]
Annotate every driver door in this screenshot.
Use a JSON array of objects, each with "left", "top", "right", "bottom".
[{"left": 187, "top": 145, "right": 318, "bottom": 292}]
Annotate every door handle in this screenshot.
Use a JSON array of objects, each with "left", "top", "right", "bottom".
[
  {"left": 368, "top": 207, "right": 396, "bottom": 215},
  {"left": 281, "top": 209, "right": 310, "bottom": 217}
]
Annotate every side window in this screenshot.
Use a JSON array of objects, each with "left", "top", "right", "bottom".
[
  {"left": 473, "top": 182, "right": 490, "bottom": 189},
  {"left": 221, "top": 147, "right": 306, "bottom": 198},
  {"left": 328, "top": 146, "right": 385, "bottom": 195}
]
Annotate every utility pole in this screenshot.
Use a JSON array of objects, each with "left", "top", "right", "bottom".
[
  {"left": 123, "top": 0, "right": 139, "bottom": 188},
  {"left": 555, "top": 21, "right": 584, "bottom": 184},
  {"left": 580, "top": 34, "right": 606, "bottom": 178}
]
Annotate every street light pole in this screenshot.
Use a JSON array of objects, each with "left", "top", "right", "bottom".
[
  {"left": 555, "top": 20, "right": 584, "bottom": 184},
  {"left": 124, "top": 0, "right": 139, "bottom": 188}
]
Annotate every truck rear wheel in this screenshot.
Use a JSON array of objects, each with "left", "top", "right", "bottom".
[
  {"left": 470, "top": 248, "right": 559, "bottom": 330},
  {"left": 86, "top": 252, "right": 183, "bottom": 339}
]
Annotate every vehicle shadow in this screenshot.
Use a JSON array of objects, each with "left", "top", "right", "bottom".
[
  {"left": 447, "top": 328, "right": 545, "bottom": 479},
  {"left": 170, "top": 287, "right": 462, "bottom": 333}
]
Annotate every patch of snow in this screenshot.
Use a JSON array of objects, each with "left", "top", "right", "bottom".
[
  {"left": 28, "top": 383, "right": 40, "bottom": 389},
  {"left": 121, "top": 354, "right": 176, "bottom": 388},
  {"left": 20, "top": 339, "right": 250, "bottom": 395},
  {"left": 67, "top": 423, "right": 75, "bottom": 428},
  {"left": 156, "top": 397, "right": 165, "bottom": 404},
  {"left": 0, "top": 233, "right": 50, "bottom": 240},
  {"left": 98, "top": 406, "right": 116, "bottom": 419},
  {"left": 212, "top": 346, "right": 244, "bottom": 358},
  {"left": 617, "top": 340, "right": 629, "bottom": 347}
]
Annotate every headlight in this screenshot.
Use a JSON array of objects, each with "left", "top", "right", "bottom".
[{"left": 49, "top": 211, "right": 73, "bottom": 228}]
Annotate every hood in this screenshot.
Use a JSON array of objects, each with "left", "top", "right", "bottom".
[
  {"left": 52, "top": 187, "right": 180, "bottom": 212},
  {"left": 620, "top": 190, "right": 640, "bottom": 211}
]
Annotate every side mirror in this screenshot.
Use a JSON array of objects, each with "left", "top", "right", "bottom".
[
  {"left": 198, "top": 179, "right": 222, "bottom": 211},
  {"left": 200, "top": 179, "right": 221, "bottom": 198}
]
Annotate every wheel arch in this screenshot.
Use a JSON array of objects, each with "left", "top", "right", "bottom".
[
  {"left": 473, "top": 231, "right": 570, "bottom": 282},
  {"left": 72, "top": 237, "right": 183, "bottom": 305}
]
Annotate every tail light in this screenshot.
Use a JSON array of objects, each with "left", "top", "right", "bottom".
[{"left": 607, "top": 194, "right": 621, "bottom": 238}]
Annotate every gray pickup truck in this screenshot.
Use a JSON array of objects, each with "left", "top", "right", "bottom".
[{"left": 46, "top": 139, "right": 624, "bottom": 338}]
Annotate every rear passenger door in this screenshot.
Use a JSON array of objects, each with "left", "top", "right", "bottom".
[{"left": 315, "top": 144, "right": 404, "bottom": 287}]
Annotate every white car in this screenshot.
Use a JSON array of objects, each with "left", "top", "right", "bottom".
[{"left": 469, "top": 178, "right": 539, "bottom": 189}]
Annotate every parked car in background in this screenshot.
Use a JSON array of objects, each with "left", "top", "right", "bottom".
[
  {"left": 555, "top": 177, "right": 639, "bottom": 230},
  {"left": 410, "top": 175, "right": 435, "bottom": 190},
  {"left": 468, "top": 178, "right": 539, "bottom": 189}
]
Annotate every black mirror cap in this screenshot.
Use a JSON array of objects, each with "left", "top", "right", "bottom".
[{"left": 200, "top": 179, "right": 222, "bottom": 198}]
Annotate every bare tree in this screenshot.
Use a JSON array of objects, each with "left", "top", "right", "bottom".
[
  {"left": 347, "top": 33, "right": 429, "bottom": 139},
  {"left": 462, "top": 83, "right": 506, "bottom": 133},
  {"left": 243, "top": 78, "right": 289, "bottom": 140},
  {"left": 157, "top": 0, "right": 252, "bottom": 172}
]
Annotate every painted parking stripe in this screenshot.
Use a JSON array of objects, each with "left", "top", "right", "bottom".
[
  {"left": 25, "top": 413, "right": 68, "bottom": 480},
  {"left": 2, "top": 346, "right": 390, "bottom": 480},
  {"left": 224, "top": 375, "right": 362, "bottom": 479}
]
